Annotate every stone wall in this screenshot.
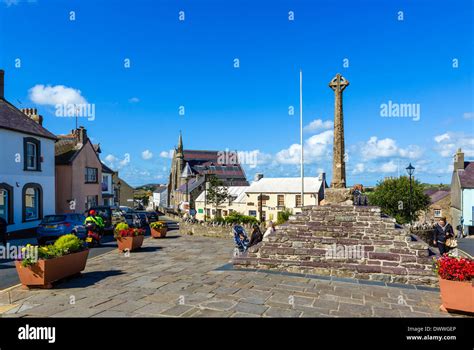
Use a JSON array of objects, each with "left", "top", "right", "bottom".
[
  {"left": 179, "top": 221, "right": 258, "bottom": 239},
  {"left": 233, "top": 205, "right": 438, "bottom": 286}
]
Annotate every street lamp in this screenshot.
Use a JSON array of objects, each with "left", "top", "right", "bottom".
[
  {"left": 117, "top": 180, "right": 121, "bottom": 206},
  {"left": 405, "top": 163, "right": 415, "bottom": 223},
  {"left": 181, "top": 162, "right": 194, "bottom": 213}
]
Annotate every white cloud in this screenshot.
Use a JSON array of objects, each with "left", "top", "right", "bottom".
[
  {"left": 303, "top": 119, "right": 333, "bottom": 132},
  {"left": 434, "top": 132, "right": 474, "bottom": 158},
  {"left": 398, "top": 145, "right": 423, "bottom": 159},
  {"left": 434, "top": 133, "right": 450, "bottom": 143},
  {"left": 463, "top": 112, "right": 473, "bottom": 120},
  {"left": 103, "top": 153, "right": 131, "bottom": 170},
  {"left": 141, "top": 149, "right": 153, "bottom": 160},
  {"left": 352, "top": 163, "right": 365, "bottom": 174},
  {"left": 361, "top": 136, "right": 422, "bottom": 160},
  {"left": 29, "top": 84, "right": 88, "bottom": 106},
  {"left": 362, "top": 137, "right": 398, "bottom": 159},
  {"left": 276, "top": 130, "right": 333, "bottom": 165},
  {"left": 160, "top": 150, "right": 174, "bottom": 159},
  {"left": 379, "top": 160, "right": 398, "bottom": 173},
  {"left": 129, "top": 97, "right": 140, "bottom": 103}
]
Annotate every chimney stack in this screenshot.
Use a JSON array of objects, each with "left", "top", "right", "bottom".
[
  {"left": 254, "top": 173, "right": 264, "bottom": 182},
  {"left": 21, "top": 108, "right": 44, "bottom": 126},
  {"left": 454, "top": 148, "right": 465, "bottom": 171},
  {"left": 0, "top": 69, "right": 4, "bottom": 99},
  {"left": 74, "top": 126, "right": 88, "bottom": 146}
]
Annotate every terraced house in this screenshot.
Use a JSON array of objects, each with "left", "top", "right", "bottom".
[
  {"left": 0, "top": 70, "right": 57, "bottom": 236},
  {"left": 55, "top": 126, "right": 103, "bottom": 214}
]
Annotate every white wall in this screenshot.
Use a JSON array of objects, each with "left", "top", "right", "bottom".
[
  {"left": 0, "top": 129, "right": 56, "bottom": 233},
  {"left": 462, "top": 188, "right": 474, "bottom": 227}
]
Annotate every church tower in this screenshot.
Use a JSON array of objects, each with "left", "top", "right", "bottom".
[{"left": 175, "top": 131, "right": 185, "bottom": 188}]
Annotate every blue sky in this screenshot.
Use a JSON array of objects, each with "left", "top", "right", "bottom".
[{"left": 1, "top": 0, "right": 473, "bottom": 187}]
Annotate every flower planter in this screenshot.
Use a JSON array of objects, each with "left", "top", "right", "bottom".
[
  {"left": 151, "top": 227, "right": 167, "bottom": 238},
  {"left": 439, "top": 278, "right": 474, "bottom": 314},
  {"left": 15, "top": 249, "right": 89, "bottom": 289},
  {"left": 116, "top": 235, "right": 144, "bottom": 252}
]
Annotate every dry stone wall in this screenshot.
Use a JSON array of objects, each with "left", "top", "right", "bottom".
[{"left": 233, "top": 205, "right": 438, "bottom": 286}]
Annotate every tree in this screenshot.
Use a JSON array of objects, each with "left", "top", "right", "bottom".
[
  {"left": 205, "top": 175, "right": 229, "bottom": 217},
  {"left": 367, "top": 176, "right": 430, "bottom": 224}
]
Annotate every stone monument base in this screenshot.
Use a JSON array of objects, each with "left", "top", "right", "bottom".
[{"left": 323, "top": 188, "right": 353, "bottom": 205}]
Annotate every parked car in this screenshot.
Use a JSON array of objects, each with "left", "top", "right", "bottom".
[
  {"left": 135, "top": 211, "right": 150, "bottom": 227},
  {"left": 37, "top": 213, "right": 86, "bottom": 245},
  {"left": 87, "top": 206, "right": 126, "bottom": 233},
  {"left": 124, "top": 212, "right": 142, "bottom": 228},
  {"left": 144, "top": 211, "right": 159, "bottom": 223},
  {"left": 119, "top": 206, "right": 134, "bottom": 214}
]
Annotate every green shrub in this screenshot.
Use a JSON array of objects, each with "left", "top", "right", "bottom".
[
  {"left": 224, "top": 212, "right": 259, "bottom": 225},
  {"left": 20, "top": 234, "right": 84, "bottom": 267},
  {"left": 53, "top": 234, "right": 84, "bottom": 256},
  {"left": 276, "top": 209, "right": 293, "bottom": 225}
]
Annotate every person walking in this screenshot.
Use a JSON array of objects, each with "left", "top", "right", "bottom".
[{"left": 433, "top": 217, "right": 454, "bottom": 255}]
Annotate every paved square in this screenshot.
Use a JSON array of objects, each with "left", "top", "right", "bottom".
[{"left": 0, "top": 234, "right": 459, "bottom": 318}]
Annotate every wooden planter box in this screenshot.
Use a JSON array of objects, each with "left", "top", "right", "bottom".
[
  {"left": 439, "top": 278, "right": 474, "bottom": 314},
  {"left": 15, "top": 249, "right": 89, "bottom": 289},
  {"left": 151, "top": 227, "right": 167, "bottom": 238},
  {"left": 116, "top": 235, "right": 144, "bottom": 252}
]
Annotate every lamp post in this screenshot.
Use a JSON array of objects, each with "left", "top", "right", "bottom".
[
  {"left": 116, "top": 180, "right": 121, "bottom": 206},
  {"left": 181, "top": 162, "right": 194, "bottom": 215},
  {"left": 405, "top": 163, "right": 415, "bottom": 223}
]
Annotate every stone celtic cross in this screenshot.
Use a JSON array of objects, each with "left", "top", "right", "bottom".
[{"left": 329, "top": 73, "right": 349, "bottom": 188}]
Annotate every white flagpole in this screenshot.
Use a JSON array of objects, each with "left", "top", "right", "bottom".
[{"left": 300, "top": 69, "right": 304, "bottom": 206}]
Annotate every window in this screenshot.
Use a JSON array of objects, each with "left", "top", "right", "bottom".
[
  {"left": 434, "top": 209, "right": 442, "bottom": 218},
  {"left": 0, "top": 183, "right": 13, "bottom": 224},
  {"left": 249, "top": 210, "right": 257, "bottom": 217},
  {"left": 22, "top": 183, "right": 42, "bottom": 222},
  {"left": 85, "top": 195, "right": 98, "bottom": 209},
  {"left": 23, "top": 137, "right": 41, "bottom": 171},
  {"left": 296, "top": 195, "right": 302, "bottom": 207},
  {"left": 85, "top": 167, "right": 98, "bottom": 183},
  {"left": 102, "top": 175, "right": 109, "bottom": 191},
  {"left": 277, "top": 195, "right": 285, "bottom": 207}
]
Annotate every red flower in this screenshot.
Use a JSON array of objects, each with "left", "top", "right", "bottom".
[{"left": 436, "top": 256, "right": 474, "bottom": 282}]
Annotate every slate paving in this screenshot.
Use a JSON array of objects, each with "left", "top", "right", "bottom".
[{"left": 0, "top": 233, "right": 465, "bottom": 318}]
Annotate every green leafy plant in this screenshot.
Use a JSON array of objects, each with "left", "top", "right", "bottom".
[
  {"left": 19, "top": 234, "right": 85, "bottom": 267},
  {"left": 205, "top": 175, "right": 230, "bottom": 211},
  {"left": 276, "top": 208, "right": 293, "bottom": 225},
  {"left": 367, "top": 176, "right": 430, "bottom": 224},
  {"left": 223, "top": 212, "right": 259, "bottom": 225},
  {"left": 53, "top": 234, "right": 83, "bottom": 256}
]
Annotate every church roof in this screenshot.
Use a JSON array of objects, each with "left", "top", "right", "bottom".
[{"left": 181, "top": 149, "right": 248, "bottom": 181}]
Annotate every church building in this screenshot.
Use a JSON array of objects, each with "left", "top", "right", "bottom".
[{"left": 167, "top": 132, "right": 249, "bottom": 210}]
